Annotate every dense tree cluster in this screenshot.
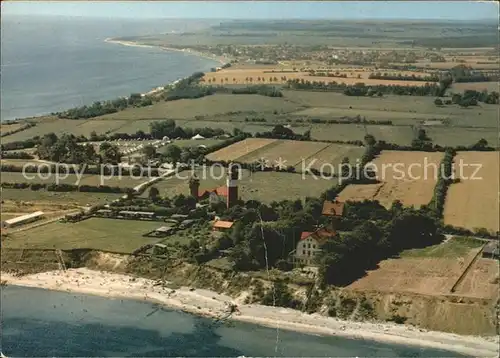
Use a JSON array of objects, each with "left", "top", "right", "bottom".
[
  {"left": 37, "top": 133, "right": 99, "bottom": 164},
  {"left": 58, "top": 94, "right": 154, "bottom": 119},
  {"left": 149, "top": 119, "right": 226, "bottom": 140},
  {"left": 447, "top": 65, "right": 497, "bottom": 83},
  {"left": 452, "top": 89, "right": 499, "bottom": 106},
  {"left": 255, "top": 124, "right": 307, "bottom": 141},
  {"left": 1, "top": 138, "right": 37, "bottom": 151},
  {"left": 162, "top": 86, "right": 215, "bottom": 101}
]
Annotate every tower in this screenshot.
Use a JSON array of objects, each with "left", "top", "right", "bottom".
[
  {"left": 188, "top": 174, "right": 200, "bottom": 201},
  {"left": 226, "top": 163, "right": 239, "bottom": 208}
]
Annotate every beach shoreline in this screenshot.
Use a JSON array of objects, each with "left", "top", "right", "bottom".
[
  {"left": 104, "top": 37, "right": 228, "bottom": 65},
  {"left": 2, "top": 268, "right": 498, "bottom": 357}
]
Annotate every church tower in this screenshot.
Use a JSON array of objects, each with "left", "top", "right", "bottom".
[
  {"left": 226, "top": 163, "right": 239, "bottom": 208},
  {"left": 188, "top": 174, "right": 200, "bottom": 201}
]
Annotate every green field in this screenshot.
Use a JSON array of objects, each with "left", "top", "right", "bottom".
[
  {"left": 3, "top": 218, "right": 162, "bottom": 253},
  {"left": 97, "top": 94, "right": 302, "bottom": 120},
  {"left": 145, "top": 166, "right": 337, "bottom": 203},
  {"left": 310, "top": 123, "right": 496, "bottom": 147},
  {"left": 0, "top": 172, "right": 149, "bottom": 188},
  {"left": 400, "top": 237, "right": 484, "bottom": 258},
  {"left": 284, "top": 91, "right": 498, "bottom": 128},
  {"left": 5, "top": 88, "right": 495, "bottom": 151},
  {"left": 2, "top": 118, "right": 127, "bottom": 143},
  {"left": 310, "top": 124, "right": 414, "bottom": 145},
  {"left": 427, "top": 127, "right": 498, "bottom": 148},
  {"left": 0, "top": 188, "right": 122, "bottom": 205}
]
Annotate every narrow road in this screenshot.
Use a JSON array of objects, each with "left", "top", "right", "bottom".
[{"left": 444, "top": 234, "right": 495, "bottom": 243}]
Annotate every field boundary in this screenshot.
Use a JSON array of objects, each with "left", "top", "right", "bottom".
[
  {"left": 233, "top": 139, "right": 283, "bottom": 162},
  {"left": 449, "top": 243, "right": 487, "bottom": 293}
]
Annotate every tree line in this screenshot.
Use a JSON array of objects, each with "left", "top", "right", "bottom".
[
  {"left": 368, "top": 72, "right": 439, "bottom": 82},
  {"left": 0, "top": 182, "right": 129, "bottom": 193},
  {"left": 0, "top": 122, "right": 36, "bottom": 138},
  {"left": 286, "top": 78, "right": 445, "bottom": 97}
]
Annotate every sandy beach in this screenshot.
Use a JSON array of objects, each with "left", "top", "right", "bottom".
[
  {"left": 2, "top": 268, "right": 498, "bottom": 357},
  {"left": 104, "top": 37, "right": 228, "bottom": 64}
]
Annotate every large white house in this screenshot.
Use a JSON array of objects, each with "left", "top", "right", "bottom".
[{"left": 294, "top": 226, "right": 337, "bottom": 266}]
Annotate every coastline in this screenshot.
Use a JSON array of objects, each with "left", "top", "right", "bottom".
[
  {"left": 2, "top": 268, "right": 498, "bottom": 357},
  {"left": 104, "top": 37, "right": 228, "bottom": 65}
]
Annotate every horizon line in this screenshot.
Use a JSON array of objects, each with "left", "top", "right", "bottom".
[{"left": 2, "top": 14, "right": 498, "bottom": 22}]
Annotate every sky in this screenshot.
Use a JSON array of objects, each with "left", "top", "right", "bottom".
[{"left": 1, "top": 1, "right": 498, "bottom": 21}]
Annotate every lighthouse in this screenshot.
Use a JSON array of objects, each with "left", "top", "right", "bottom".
[{"left": 226, "top": 163, "right": 239, "bottom": 208}]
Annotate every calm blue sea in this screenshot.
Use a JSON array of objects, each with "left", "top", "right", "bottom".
[
  {"left": 1, "top": 286, "right": 465, "bottom": 357},
  {"left": 0, "top": 16, "right": 220, "bottom": 121}
]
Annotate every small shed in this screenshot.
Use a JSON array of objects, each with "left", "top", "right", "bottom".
[
  {"left": 155, "top": 226, "right": 175, "bottom": 234},
  {"left": 482, "top": 241, "right": 499, "bottom": 260}
]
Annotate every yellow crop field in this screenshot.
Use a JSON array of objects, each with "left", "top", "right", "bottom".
[
  {"left": 443, "top": 151, "right": 499, "bottom": 233},
  {"left": 205, "top": 138, "right": 277, "bottom": 161}
]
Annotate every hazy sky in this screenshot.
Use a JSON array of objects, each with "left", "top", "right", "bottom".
[{"left": 2, "top": 1, "right": 498, "bottom": 20}]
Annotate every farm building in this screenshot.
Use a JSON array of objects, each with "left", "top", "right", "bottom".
[
  {"left": 180, "top": 219, "right": 197, "bottom": 229},
  {"left": 4, "top": 211, "right": 44, "bottom": 228},
  {"left": 155, "top": 226, "right": 175, "bottom": 235},
  {"left": 95, "top": 209, "right": 114, "bottom": 218},
  {"left": 213, "top": 220, "right": 234, "bottom": 232},
  {"left": 482, "top": 241, "right": 499, "bottom": 260},
  {"left": 322, "top": 201, "right": 345, "bottom": 217},
  {"left": 294, "top": 226, "right": 337, "bottom": 266},
  {"left": 171, "top": 214, "right": 189, "bottom": 220},
  {"left": 153, "top": 243, "right": 168, "bottom": 255},
  {"left": 118, "top": 211, "right": 155, "bottom": 220}
]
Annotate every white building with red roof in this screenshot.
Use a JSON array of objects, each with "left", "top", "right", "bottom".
[{"left": 295, "top": 226, "right": 337, "bottom": 266}]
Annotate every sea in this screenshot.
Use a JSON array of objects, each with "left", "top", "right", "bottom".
[
  {"left": 1, "top": 286, "right": 466, "bottom": 357},
  {"left": 0, "top": 15, "right": 221, "bottom": 121}
]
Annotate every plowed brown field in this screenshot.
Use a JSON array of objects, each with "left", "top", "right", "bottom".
[{"left": 337, "top": 151, "right": 444, "bottom": 208}]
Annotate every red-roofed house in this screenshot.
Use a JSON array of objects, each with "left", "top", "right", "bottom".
[
  {"left": 212, "top": 220, "right": 234, "bottom": 231},
  {"left": 198, "top": 186, "right": 228, "bottom": 204},
  {"left": 322, "top": 200, "right": 345, "bottom": 217},
  {"left": 295, "top": 226, "right": 337, "bottom": 266}
]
